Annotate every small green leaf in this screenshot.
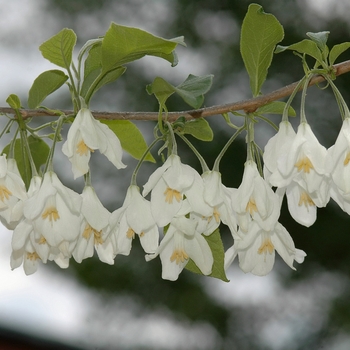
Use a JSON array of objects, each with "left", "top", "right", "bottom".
[
  {"left": 28, "top": 70, "right": 68, "bottom": 108},
  {"left": 174, "top": 74, "right": 214, "bottom": 109},
  {"left": 185, "top": 228, "right": 229, "bottom": 282},
  {"left": 2, "top": 136, "right": 50, "bottom": 188},
  {"left": 256, "top": 101, "right": 296, "bottom": 116},
  {"left": 275, "top": 39, "right": 323, "bottom": 64},
  {"left": 306, "top": 31, "right": 330, "bottom": 52},
  {"left": 101, "top": 23, "right": 182, "bottom": 72},
  {"left": 182, "top": 118, "right": 213, "bottom": 141},
  {"left": 146, "top": 77, "right": 176, "bottom": 109},
  {"left": 329, "top": 42, "right": 350, "bottom": 66},
  {"left": 83, "top": 43, "right": 102, "bottom": 79},
  {"left": 100, "top": 120, "right": 155, "bottom": 162},
  {"left": 6, "top": 94, "right": 21, "bottom": 109},
  {"left": 39, "top": 28, "right": 77, "bottom": 69},
  {"left": 241, "top": 4, "right": 284, "bottom": 97}
]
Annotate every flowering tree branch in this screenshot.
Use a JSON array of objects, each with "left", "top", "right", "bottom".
[{"left": 1, "top": 59, "right": 350, "bottom": 122}]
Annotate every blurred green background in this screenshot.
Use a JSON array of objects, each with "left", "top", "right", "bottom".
[{"left": 2, "top": 0, "right": 350, "bottom": 349}]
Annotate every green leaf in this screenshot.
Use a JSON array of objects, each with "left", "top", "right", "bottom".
[
  {"left": 2, "top": 136, "right": 50, "bottom": 188},
  {"left": 81, "top": 66, "right": 126, "bottom": 99},
  {"left": 185, "top": 228, "right": 229, "bottom": 282},
  {"left": 147, "top": 74, "right": 213, "bottom": 110},
  {"left": 240, "top": 4, "right": 284, "bottom": 97},
  {"left": 174, "top": 74, "right": 214, "bottom": 109},
  {"left": 275, "top": 39, "right": 323, "bottom": 64},
  {"left": 28, "top": 70, "right": 68, "bottom": 108},
  {"left": 101, "top": 23, "right": 183, "bottom": 72},
  {"left": 100, "top": 120, "right": 155, "bottom": 162},
  {"left": 83, "top": 43, "right": 102, "bottom": 79},
  {"left": 329, "top": 42, "right": 350, "bottom": 66},
  {"left": 6, "top": 94, "right": 21, "bottom": 109},
  {"left": 306, "top": 31, "right": 329, "bottom": 52},
  {"left": 256, "top": 101, "right": 296, "bottom": 116},
  {"left": 182, "top": 118, "right": 213, "bottom": 141},
  {"left": 146, "top": 76, "right": 176, "bottom": 109},
  {"left": 39, "top": 28, "right": 77, "bottom": 69}
]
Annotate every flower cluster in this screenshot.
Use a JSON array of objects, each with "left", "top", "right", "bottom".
[{"left": 5, "top": 104, "right": 350, "bottom": 281}]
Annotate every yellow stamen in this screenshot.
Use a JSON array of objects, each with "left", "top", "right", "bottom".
[
  {"left": 257, "top": 237, "right": 274, "bottom": 255},
  {"left": 213, "top": 207, "right": 220, "bottom": 223},
  {"left": 344, "top": 152, "right": 350, "bottom": 166},
  {"left": 295, "top": 156, "right": 314, "bottom": 173},
  {"left": 126, "top": 228, "right": 135, "bottom": 239},
  {"left": 41, "top": 206, "right": 60, "bottom": 222},
  {"left": 27, "top": 252, "right": 40, "bottom": 261},
  {"left": 76, "top": 140, "right": 94, "bottom": 156},
  {"left": 82, "top": 224, "right": 103, "bottom": 245},
  {"left": 140, "top": 231, "right": 145, "bottom": 237},
  {"left": 170, "top": 249, "right": 189, "bottom": 264},
  {"left": 39, "top": 236, "right": 47, "bottom": 245},
  {"left": 164, "top": 188, "right": 182, "bottom": 204},
  {"left": 246, "top": 197, "right": 258, "bottom": 215},
  {"left": 0, "top": 185, "right": 12, "bottom": 202},
  {"left": 298, "top": 191, "right": 315, "bottom": 208}
]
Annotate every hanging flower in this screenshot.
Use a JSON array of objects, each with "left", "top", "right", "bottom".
[
  {"left": 231, "top": 160, "right": 280, "bottom": 233},
  {"left": 225, "top": 220, "right": 306, "bottom": 276},
  {"left": 23, "top": 171, "right": 82, "bottom": 250},
  {"left": 0, "top": 156, "right": 27, "bottom": 229},
  {"left": 73, "top": 186, "right": 115, "bottom": 264},
  {"left": 62, "top": 108, "right": 126, "bottom": 179},
  {"left": 143, "top": 154, "right": 211, "bottom": 227},
  {"left": 109, "top": 185, "right": 159, "bottom": 256},
  {"left": 146, "top": 202, "right": 213, "bottom": 281}
]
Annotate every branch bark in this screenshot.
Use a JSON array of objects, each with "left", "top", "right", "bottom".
[{"left": 2, "top": 60, "right": 350, "bottom": 122}]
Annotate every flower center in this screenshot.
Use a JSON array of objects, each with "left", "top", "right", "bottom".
[
  {"left": 82, "top": 224, "right": 103, "bottom": 245},
  {"left": 126, "top": 228, "right": 135, "bottom": 239},
  {"left": 298, "top": 191, "right": 315, "bottom": 209},
  {"left": 39, "top": 236, "right": 47, "bottom": 245},
  {"left": 27, "top": 252, "right": 40, "bottom": 261},
  {"left": 246, "top": 197, "right": 258, "bottom": 215},
  {"left": 295, "top": 156, "right": 314, "bottom": 173},
  {"left": 42, "top": 206, "right": 60, "bottom": 222},
  {"left": 344, "top": 152, "right": 350, "bottom": 166},
  {"left": 0, "top": 185, "right": 12, "bottom": 202},
  {"left": 213, "top": 207, "right": 220, "bottom": 223},
  {"left": 164, "top": 188, "right": 182, "bottom": 204},
  {"left": 257, "top": 237, "right": 274, "bottom": 255},
  {"left": 170, "top": 248, "right": 189, "bottom": 264},
  {"left": 76, "top": 140, "right": 94, "bottom": 156}
]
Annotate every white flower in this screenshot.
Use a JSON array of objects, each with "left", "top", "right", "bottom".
[
  {"left": 225, "top": 220, "right": 306, "bottom": 276},
  {"left": 110, "top": 185, "right": 159, "bottom": 255},
  {"left": 62, "top": 108, "right": 126, "bottom": 178},
  {"left": 0, "top": 156, "right": 27, "bottom": 229},
  {"left": 326, "top": 118, "right": 350, "bottom": 213},
  {"left": 73, "top": 186, "right": 114, "bottom": 264},
  {"left": 143, "top": 154, "right": 211, "bottom": 227},
  {"left": 11, "top": 176, "right": 72, "bottom": 274},
  {"left": 263, "top": 121, "right": 296, "bottom": 186},
  {"left": 232, "top": 160, "right": 280, "bottom": 232},
  {"left": 23, "top": 171, "right": 82, "bottom": 250},
  {"left": 146, "top": 207, "right": 213, "bottom": 281},
  {"left": 194, "top": 170, "right": 238, "bottom": 238}
]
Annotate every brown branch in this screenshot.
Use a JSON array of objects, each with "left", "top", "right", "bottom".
[{"left": 2, "top": 60, "right": 350, "bottom": 122}]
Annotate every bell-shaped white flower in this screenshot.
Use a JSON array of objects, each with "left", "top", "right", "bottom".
[
  {"left": 232, "top": 160, "right": 280, "bottom": 232},
  {"left": 263, "top": 121, "right": 296, "bottom": 186},
  {"left": 23, "top": 171, "right": 82, "bottom": 249},
  {"left": 143, "top": 154, "right": 211, "bottom": 227},
  {"left": 73, "top": 186, "right": 114, "bottom": 264},
  {"left": 110, "top": 185, "right": 159, "bottom": 255},
  {"left": 62, "top": 108, "right": 126, "bottom": 178},
  {"left": 225, "top": 220, "right": 306, "bottom": 276},
  {"left": 194, "top": 170, "right": 238, "bottom": 238},
  {"left": 272, "top": 122, "right": 329, "bottom": 199},
  {"left": 326, "top": 118, "right": 350, "bottom": 213},
  {"left": 0, "top": 156, "right": 27, "bottom": 229},
  {"left": 146, "top": 205, "right": 213, "bottom": 281}
]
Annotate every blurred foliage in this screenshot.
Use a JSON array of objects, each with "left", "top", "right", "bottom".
[{"left": 41, "top": 0, "right": 350, "bottom": 349}]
